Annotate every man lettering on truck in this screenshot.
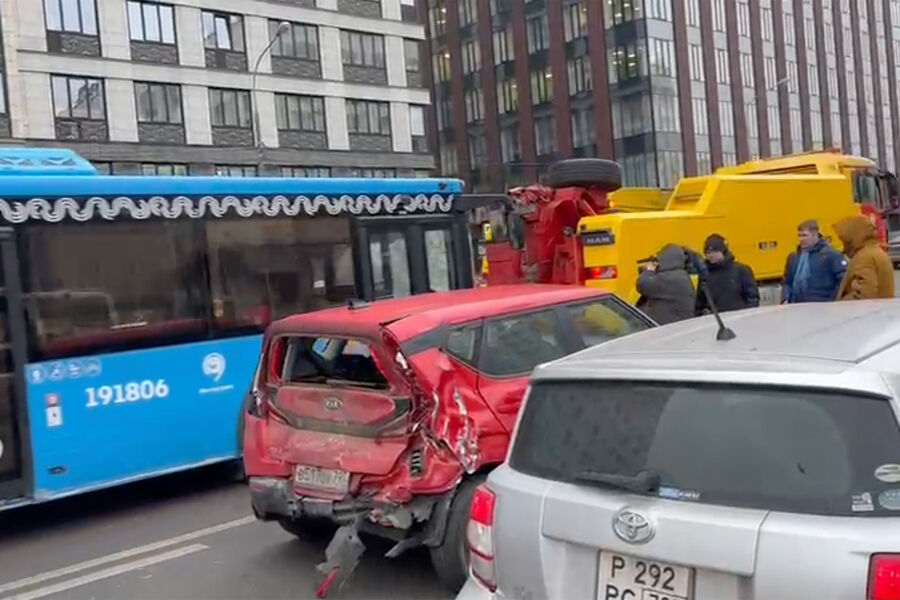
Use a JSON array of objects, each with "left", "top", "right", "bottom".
[
  {"left": 695, "top": 234, "right": 760, "bottom": 315},
  {"left": 833, "top": 214, "right": 895, "bottom": 300},
  {"left": 782, "top": 219, "right": 848, "bottom": 303}
]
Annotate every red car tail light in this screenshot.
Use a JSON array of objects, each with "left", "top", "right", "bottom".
[
  {"left": 869, "top": 554, "right": 900, "bottom": 599},
  {"left": 585, "top": 265, "right": 618, "bottom": 280},
  {"left": 466, "top": 485, "right": 497, "bottom": 591}
]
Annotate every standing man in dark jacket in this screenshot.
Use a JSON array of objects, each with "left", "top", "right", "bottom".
[
  {"left": 636, "top": 244, "right": 695, "bottom": 324},
  {"left": 695, "top": 234, "right": 760, "bottom": 314},
  {"left": 782, "top": 219, "right": 848, "bottom": 303}
]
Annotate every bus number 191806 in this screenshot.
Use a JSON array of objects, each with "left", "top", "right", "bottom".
[{"left": 85, "top": 380, "right": 170, "bottom": 408}]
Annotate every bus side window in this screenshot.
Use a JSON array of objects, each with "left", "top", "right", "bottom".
[{"left": 22, "top": 221, "right": 208, "bottom": 360}]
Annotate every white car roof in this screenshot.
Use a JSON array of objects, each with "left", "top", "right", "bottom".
[{"left": 533, "top": 300, "right": 900, "bottom": 397}]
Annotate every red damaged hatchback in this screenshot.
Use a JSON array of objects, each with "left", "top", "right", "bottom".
[{"left": 242, "top": 284, "right": 652, "bottom": 591}]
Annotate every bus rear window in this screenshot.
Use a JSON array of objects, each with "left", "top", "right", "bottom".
[
  {"left": 279, "top": 336, "right": 389, "bottom": 389},
  {"left": 511, "top": 381, "right": 900, "bottom": 516}
]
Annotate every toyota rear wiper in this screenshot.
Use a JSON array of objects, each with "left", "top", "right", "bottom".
[{"left": 574, "top": 469, "right": 661, "bottom": 494}]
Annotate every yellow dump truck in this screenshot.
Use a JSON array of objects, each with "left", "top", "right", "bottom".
[{"left": 579, "top": 151, "right": 894, "bottom": 304}]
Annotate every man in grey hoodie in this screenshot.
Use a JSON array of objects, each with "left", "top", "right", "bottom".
[{"left": 636, "top": 244, "right": 696, "bottom": 324}]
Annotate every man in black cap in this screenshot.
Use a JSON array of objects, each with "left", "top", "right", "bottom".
[{"left": 695, "top": 233, "right": 760, "bottom": 315}]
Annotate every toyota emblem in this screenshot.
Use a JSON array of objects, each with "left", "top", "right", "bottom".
[
  {"left": 323, "top": 397, "right": 343, "bottom": 411},
  {"left": 612, "top": 508, "right": 654, "bottom": 544}
]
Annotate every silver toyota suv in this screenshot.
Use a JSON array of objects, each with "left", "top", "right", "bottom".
[{"left": 458, "top": 300, "right": 900, "bottom": 600}]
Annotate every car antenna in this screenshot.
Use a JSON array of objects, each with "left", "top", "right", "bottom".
[
  {"left": 686, "top": 248, "right": 736, "bottom": 341},
  {"left": 346, "top": 298, "right": 370, "bottom": 310}
]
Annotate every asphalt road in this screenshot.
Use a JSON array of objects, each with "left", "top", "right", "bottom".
[{"left": 0, "top": 466, "right": 452, "bottom": 600}]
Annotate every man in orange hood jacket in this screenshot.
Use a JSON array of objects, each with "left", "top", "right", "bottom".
[{"left": 832, "top": 215, "right": 894, "bottom": 300}]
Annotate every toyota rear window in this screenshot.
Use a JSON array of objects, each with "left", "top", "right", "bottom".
[{"left": 510, "top": 381, "right": 900, "bottom": 516}]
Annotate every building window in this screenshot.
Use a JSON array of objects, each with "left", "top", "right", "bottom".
[
  {"left": 436, "top": 97, "right": 452, "bottom": 130},
  {"left": 612, "top": 94, "right": 652, "bottom": 138},
  {"left": 409, "top": 105, "right": 426, "bottom": 136},
  {"left": 208, "top": 88, "right": 251, "bottom": 128},
  {"left": 142, "top": 163, "right": 187, "bottom": 175},
  {"left": 440, "top": 143, "right": 458, "bottom": 175},
  {"left": 653, "top": 94, "right": 680, "bottom": 133},
  {"left": 764, "top": 56, "right": 777, "bottom": 90},
  {"left": 341, "top": 30, "right": 385, "bottom": 68},
  {"left": 468, "top": 134, "right": 487, "bottom": 168},
  {"left": 346, "top": 99, "right": 390, "bottom": 135},
  {"left": 650, "top": 38, "right": 675, "bottom": 77},
  {"left": 127, "top": 1, "right": 174, "bottom": 44},
  {"left": 715, "top": 49, "right": 730, "bottom": 84},
  {"left": 808, "top": 65, "right": 819, "bottom": 96},
  {"left": 811, "top": 109, "right": 823, "bottom": 145},
  {"left": 768, "top": 105, "right": 781, "bottom": 140},
  {"left": 271, "top": 21, "right": 318, "bottom": 60},
  {"left": 500, "top": 125, "right": 520, "bottom": 163},
  {"left": 689, "top": 44, "right": 704, "bottom": 81},
  {"left": 202, "top": 11, "right": 244, "bottom": 51},
  {"left": 722, "top": 152, "right": 737, "bottom": 166},
  {"left": 52, "top": 75, "right": 105, "bottom": 120},
  {"left": 458, "top": 0, "right": 476, "bottom": 26},
  {"left": 461, "top": 40, "right": 481, "bottom": 75},
  {"left": 741, "top": 53, "right": 754, "bottom": 88},
  {"left": 607, "top": 0, "right": 642, "bottom": 26},
  {"left": 646, "top": 0, "right": 671, "bottom": 21},
  {"left": 696, "top": 151, "right": 712, "bottom": 174},
  {"left": 737, "top": 0, "right": 751, "bottom": 36},
  {"left": 784, "top": 12, "right": 795, "bottom": 46},
  {"left": 745, "top": 100, "right": 758, "bottom": 138},
  {"left": 282, "top": 166, "right": 331, "bottom": 177},
  {"left": 534, "top": 115, "right": 556, "bottom": 156},
  {"left": 787, "top": 60, "right": 798, "bottom": 92},
  {"left": 692, "top": 97, "right": 708, "bottom": 135},
  {"left": 719, "top": 100, "right": 734, "bottom": 136},
  {"left": 827, "top": 68, "right": 839, "bottom": 99},
  {"left": 567, "top": 56, "right": 592, "bottom": 95},
  {"left": 686, "top": 0, "right": 700, "bottom": 27},
  {"left": 135, "top": 82, "right": 182, "bottom": 124},
  {"left": 610, "top": 43, "right": 645, "bottom": 82},
  {"left": 526, "top": 14, "right": 549, "bottom": 53},
  {"left": 805, "top": 18, "right": 816, "bottom": 50},
  {"left": 571, "top": 107, "right": 595, "bottom": 148},
  {"left": 429, "top": 3, "right": 447, "bottom": 36},
  {"left": 790, "top": 108, "right": 803, "bottom": 141},
  {"left": 433, "top": 51, "right": 451, "bottom": 82},
  {"left": 404, "top": 39, "right": 420, "bottom": 72},
  {"left": 275, "top": 94, "right": 325, "bottom": 132},
  {"left": 497, "top": 78, "right": 518, "bottom": 114},
  {"left": 530, "top": 67, "right": 553, "bottom": 105},
  {"left": 215, "top": 165, "right": 256, "bottom": 177},
  {"left": 465, "top": 87, "right": 484, "bottom": 123},
  {"left": 493, "top": 27, "right": 514, "bottom": 64},
  {"left": 44, "top": 0, "right": 97, "bottom": 35},
  {"left": 350, "top": 168, "right": 396, "bottom": 178},
  {"left": 761, "top": 7, "right": 774, "bottom": 41},
  {"left": 564, "top": 2, "right": 589, "bottom": 42},
  {"left": 713, "top": 0, "right": 727, "bottom": 32}
]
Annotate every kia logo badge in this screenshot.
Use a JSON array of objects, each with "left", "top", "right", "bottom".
[
  {"left": 612, "top": 508, "right": 654, "bottom": 544},
  {"left": 324, "top": 398, "right": 343, "bottom": 411}
]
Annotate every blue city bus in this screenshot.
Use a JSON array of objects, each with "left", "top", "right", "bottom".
[{"left": 0, "top": 148, "right": 470, "bottom": 510}]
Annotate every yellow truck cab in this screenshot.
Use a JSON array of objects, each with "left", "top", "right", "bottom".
[{"left": 579, "top": 150, "right": 893, "bottom": 304}]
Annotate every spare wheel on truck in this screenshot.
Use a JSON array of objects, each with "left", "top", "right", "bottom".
[{"left": 547, "top": 158, "right": 622, "bottom": 192}]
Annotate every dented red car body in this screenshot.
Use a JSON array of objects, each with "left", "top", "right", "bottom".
[{"left": 243, "top": 284, "right": 652, "bottom": 589}]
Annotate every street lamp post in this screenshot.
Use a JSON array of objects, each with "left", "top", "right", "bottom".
[{"left": 251, "top": 21, "right": 290, "bottom": 169}]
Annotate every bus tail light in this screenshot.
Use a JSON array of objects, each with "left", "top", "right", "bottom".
[
  {"left": 467, "top": 485, "right": 497, "bottom": 591},
  {"left": 869, "top": 554, "right": 900, "bottom": 599},
  {"left": 585, "top": 265, "right": 618, "bottom": 280}
]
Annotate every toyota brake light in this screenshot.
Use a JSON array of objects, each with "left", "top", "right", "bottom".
[
  {"left": 466, "top": 485, "right": 497, "bottom": 591},
  {"left": 869, "top": 554, "right": 900, "bottom": 599}
]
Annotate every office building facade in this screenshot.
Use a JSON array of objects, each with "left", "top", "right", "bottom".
[
  {"left": 0, "top": 0, "right": 433, "bottom": 176},
  {"left": 427, "top": 0, "right": 900, "bottom": 190}
]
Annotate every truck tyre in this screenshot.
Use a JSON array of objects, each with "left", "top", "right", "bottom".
[
  {"left": 429, "top": 475, "right": 486, "bottom": 592},
  {"left": 278, "top": 517, "right": 337, "bottom": 542},
  {"left": 547, "top": 158, "right": 622, "bottom": 191}
]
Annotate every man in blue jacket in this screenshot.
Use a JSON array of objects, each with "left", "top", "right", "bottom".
[{"left": 782, "top": 219, "right": 848, "bottom": 303}]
